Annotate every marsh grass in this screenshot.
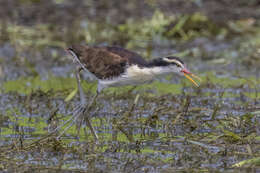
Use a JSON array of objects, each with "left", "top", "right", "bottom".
[{"left": 0, "top": 0, "right": 260, "bottom": 172}]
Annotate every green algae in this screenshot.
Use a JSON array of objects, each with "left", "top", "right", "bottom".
[
  {"left": 3, "top": 76, "right": 74, "bottom": 95},
  {"left": 2, "top": 75, "right": 97, "bottom": 96},
  {"left": 1, "top": 1, "right": 260, "bottom": 171}
]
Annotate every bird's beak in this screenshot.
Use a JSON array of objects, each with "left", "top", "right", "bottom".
[{"left": 181, "top": 68, "right": 201, "bottom": 87}]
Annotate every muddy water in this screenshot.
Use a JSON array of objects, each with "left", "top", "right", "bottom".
[{"left": 0, "top": 1, "right": 260, "bottom": 172}]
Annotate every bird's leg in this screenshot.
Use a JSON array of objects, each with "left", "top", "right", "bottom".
[
  {"left": 56, "top": 67, "right": 99, "bottom": 140},
  {"left": 82, "top": 91, "right": 99, "bottom": 141},
  {"left": 75, "top": 67, "right": 99, "bottom": 141},
  {"left": 76, "top": 67, "right": 87, "bottom": 107}
]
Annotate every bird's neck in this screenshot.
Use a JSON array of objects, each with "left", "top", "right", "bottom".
[
  {"left": 146, "top": 66, "right": 172, "bottom": 76},
  {"left": 147, "top": 59, "right": 161, "bottom": 67},
  {"left": 143, "top": 59, "right": 173, "bottom": 76}
]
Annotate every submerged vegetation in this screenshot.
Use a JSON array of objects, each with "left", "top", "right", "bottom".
[{"left": 0, "top": 0, "right": 260, "bottom": 172}]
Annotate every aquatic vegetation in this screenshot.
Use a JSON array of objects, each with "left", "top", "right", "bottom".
[{"left": 0, "top": 0, "right": 260, "bottom": 172}]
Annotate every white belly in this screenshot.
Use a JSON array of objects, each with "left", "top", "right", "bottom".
[
  {"left": 97, "top": 65, "right": 171, "bottom": 92},
  {"left": 98, "top": 65, "right": 157, "bottom": 91}
]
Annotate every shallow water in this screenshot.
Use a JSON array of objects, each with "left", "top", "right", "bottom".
[{"left": 0, "top": 1, "right": 260, "bottom": 172}]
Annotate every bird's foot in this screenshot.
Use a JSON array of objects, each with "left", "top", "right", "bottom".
[{"left": 52, "top": 103, "right": 87, "bottom": 139}]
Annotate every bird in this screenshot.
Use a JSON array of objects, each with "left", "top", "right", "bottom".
[{"left": 62, "top": 45, "right": 201, "bottom": 140}]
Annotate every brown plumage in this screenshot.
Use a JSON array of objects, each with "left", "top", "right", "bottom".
[{"left": 68, "top": 45, "right": 148, "bottom": 80}]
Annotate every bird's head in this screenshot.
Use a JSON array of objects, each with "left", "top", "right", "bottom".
[{"left": 151, "top": 56, "right": 201, "bottom": 87}]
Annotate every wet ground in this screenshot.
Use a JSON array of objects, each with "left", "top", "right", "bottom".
[{"left": 0, "top": 0, "right": 260, "bottom": 172}]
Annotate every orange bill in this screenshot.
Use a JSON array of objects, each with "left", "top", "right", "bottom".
[
  {"left": 183, "top": 73, "right": 200, "bottom": 87},
  {"left": 191, "top": 73, "right": 202, "bottom": 82}
]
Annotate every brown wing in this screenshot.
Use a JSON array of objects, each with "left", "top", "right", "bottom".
[
  {"left": 68, "top": 45, "right": 147, "bottom": 80},
  {"left": 104, "top": 46, "right": 148, "bottom": 66}
]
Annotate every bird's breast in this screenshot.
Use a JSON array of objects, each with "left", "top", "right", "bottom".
[
  {"left": 98, "top": 65, "right": 155, "bottom": 89},
  {"left": 124, "top": 65, "right": 155, "bottom": 81}
]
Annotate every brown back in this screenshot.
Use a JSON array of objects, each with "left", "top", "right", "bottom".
[{"left": 69, "top": 45, "right": 148, "bottom": 80}]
